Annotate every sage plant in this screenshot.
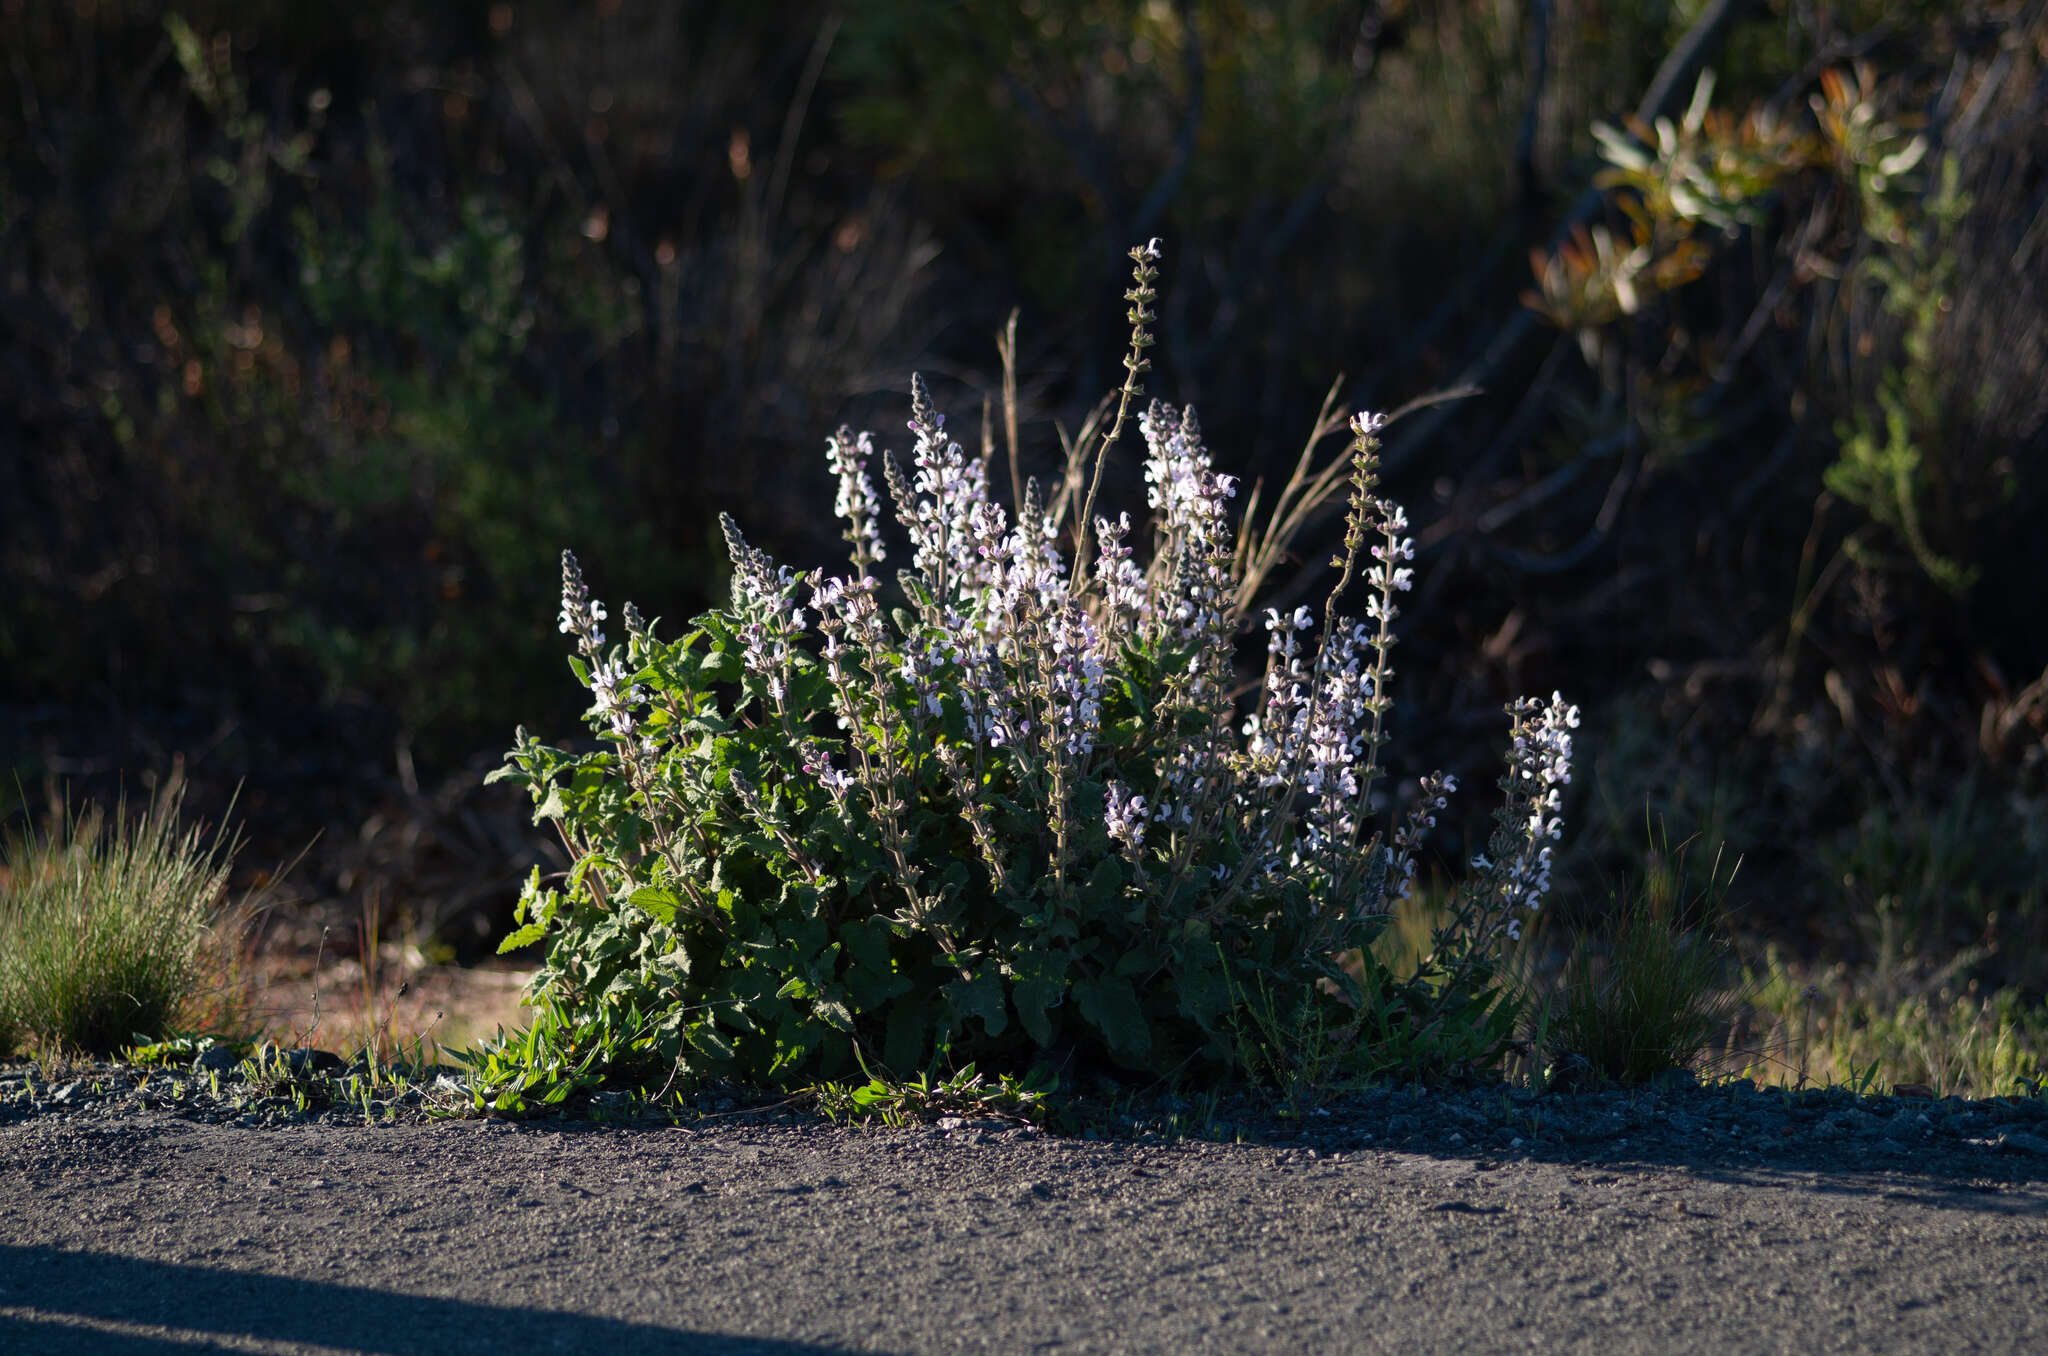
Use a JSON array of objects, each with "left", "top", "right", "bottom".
[{"left": 492, "top": 241, "right": 1576, "bottom": 1089}]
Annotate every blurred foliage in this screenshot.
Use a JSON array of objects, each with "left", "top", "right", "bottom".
[
  {"left": 1737, "top": 946, "right": 2048, "bottom": 1098},
  {"left": 1516, "top": 3, "right": 2048, "bottom": 989},
  {"left": 1, "top": 0, "right": 2044, "bottom": 990},
  {"left": 831, "top": 0, "right": 1537, "bottom": 433},
  {"left": 0, "top": 0, "right": 933, "bottom": 766}
]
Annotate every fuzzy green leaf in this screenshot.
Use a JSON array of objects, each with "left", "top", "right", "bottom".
[
  {"left": 1075, "top": 974, "right": 1151, "bottom": 1066},
  {"left": 943, "top": 968, "right": 1009, "bottom": 1039},
  {"left": 883, "top": 1000, "right": 929, "bottom": 1077},
  {"left": 813, "top": 997, "right": 856, "bottom": 1033},
  {"left": 532, "top": 783, "right": 570, "bottom": 824},
  {"left": 497, "top": 920, "right": 550, "bottom": 954},
  {"left": 686, "top": 1023, "right": 734, "bottom": 1062},
  {"left": 1008, "top": 951, "right": 1069, "bottom": 1047},
  {"left": 628, "top": 886, "right": 681, "bottom": 924}
]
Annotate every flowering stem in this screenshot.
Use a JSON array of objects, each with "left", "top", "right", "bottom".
[{"left": 1071, "top": 240, "right": 1160, "bottom": 591}]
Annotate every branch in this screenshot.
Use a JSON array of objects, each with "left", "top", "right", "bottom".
[
  {"left": 1376, "top": 0, "right": 1761, "bottom": 480},
  {"left": 1634, "top": 0, "right": 1759, "bottom": 130}
]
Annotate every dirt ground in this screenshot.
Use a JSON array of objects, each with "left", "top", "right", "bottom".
[
  {"left": 2, "top": 1110, "right": 2044, "bottom": 1354},
  {"left": 240, "top": 953, "right": 536, "bottom": 1062}
]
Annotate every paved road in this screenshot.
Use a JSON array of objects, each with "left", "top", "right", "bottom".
[{"left": 2, "top": 1112, "right": 2044, "bottom": 1353}]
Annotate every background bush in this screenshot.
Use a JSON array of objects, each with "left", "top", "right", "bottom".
[{"left": 2, "top": 0, "right": 2043, "bottom": 1034}]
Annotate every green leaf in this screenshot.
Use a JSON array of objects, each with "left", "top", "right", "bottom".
[
  {"left": 1103, "top": 718, "right": 1143, "bottom": 747},
  {"left": 1172, "top": 946, "right": 1232, "bottom": 1030},
  {"left": 787, "top": 666, "right": 832, "bottom": 717},
  {"left": 943, "top": 968, "right": 1009, "bottom": 1039},
  {"left": 1074, "top": 974, "right": 1151, "bottom": 1066},
  {"left": 628, "top": 886, "right": 681, "bottom": 924},
  {"left": 839, "top": 918, "right": 912, "bottom": 1010},
  {"left": 782, "top": 880, "right": 827, "bottom": 923},
  {"left": 883, "top": 1000, "right": 929, "bottom": 1077},
  {"left": 813, "top": 998, "right": 856, "bottom": 1033},
  {"left": 838, "top": 915, "right": 891, "bottom": 969},
  {"left": 1074, "top": 855, "right": 1125, "bottom": 917},
  {"left": 533, "top": 783, "right": 570, "bottom": 824},
  {"left": 686, "top": 1025, "right": 734, "bottom": 1067},
  {"left": 699, "top": 646, "right": 742, "bottom": 684},
  {"left": 1113, "top": 945, "right": 1158, "bottom": 978},
  {"left": 497, "top": 921, "right": 549, "bottom": 954},
  {"left": 1008, "top": 951, "right": 1069, "bottom": 1047},
  {"left": 653, "top": 646, "right": 702, "bottom": 691}
]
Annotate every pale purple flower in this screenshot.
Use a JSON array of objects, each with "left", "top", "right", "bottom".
[
  {"left": 827, "top": 427, "right": 887, "bottom": 568},
  {"left": 1491, "top": 692, "right": 1581, "bottom": 915},
  {"left": 1093, "top": 512, "right": 1148, "bottom": 628},
  {"left": 1105, "top": 781, "right": 1148, "bottom": 853},
  {"left": 1389, "top": 770, "right": 1458, "bottom": 903},
  {"left": 588, "top": 655, "right": 645, "bottom": 737},
  {"left": 1139, "top": 402, "right": 1237, "bottom": 648},
  {"left": 721, "top": 514, "right": 806, "bottom": 697},
  {"left": 1295, "top": 616, "right": 1378, "bottom": 872},
  {"left": 901, "top": 375, "right": 993, "bottom": 608},
  {"left": 1367, "top": 500, "right": 1415, "bottom": 596},
  {"left": 557, "top": 550, "right": 608, "bottom": 655},
  {"left": 1047, "top": 602, "right": 1106, "bottom": 757}
]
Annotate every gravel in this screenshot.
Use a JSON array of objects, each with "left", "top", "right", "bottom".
[{"left": 5, "top": 1056, "right": 2046, "bottom": 1166}]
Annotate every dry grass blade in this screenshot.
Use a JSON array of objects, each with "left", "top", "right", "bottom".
[
  {"left": 1231, "top": 377, "right": 1355, "bottom": 614},
  {"left": 1229, "top": 380, "right": 1479, "bottom": 618}
]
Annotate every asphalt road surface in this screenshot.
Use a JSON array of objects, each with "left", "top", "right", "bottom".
[{"left": 2, "top": 1112, "right": 2044, "bottom": 1354}]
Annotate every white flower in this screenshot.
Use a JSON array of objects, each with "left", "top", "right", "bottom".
[
  {"left": 827, "top": 427, "right": 887, "bottom": 566},
  {"left": 1139, "top": 401, "right": 1238, "bottom": 647},
  {"left": 557, "top": 550, "right": 608, "bottom": 651},
  {"left": 1105, "top": 782, "right": 1148, "bottom": 853},
  {"left": 1485, "top": 691, "right": 1581, "bottom": 917},
  {"left": 588, "top": 656, "right": 645, "bottom": 737},
  {"left": 1351, "top": 410, "right": 1389, "bottom": 440}
]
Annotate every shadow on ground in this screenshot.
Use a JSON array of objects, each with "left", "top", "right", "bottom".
[
  {"left": 0, "top": 1245, "right": 873, "bottom": 1356},
  {"left": 1056, "top": 1083, "right": 2048, "bottom": 1213}
]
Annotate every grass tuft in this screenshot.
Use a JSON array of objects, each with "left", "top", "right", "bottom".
[
  {"left": 0, "top": 775, "right": 259, "bottom": 1058},
  {"left": 1538, "top": 824, "right": 1743, "bottom": 1087}
]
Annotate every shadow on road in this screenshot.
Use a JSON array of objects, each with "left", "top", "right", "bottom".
[
  {"left": 1363, "top": 1129, "right": 2048, "bottom": 1193},
  {"left": 0, "top": 1245, "right": 875, "bottom": 1356},
  {"left": 1122, "top": 1094, "right": 2048, "bottom": 1215}
]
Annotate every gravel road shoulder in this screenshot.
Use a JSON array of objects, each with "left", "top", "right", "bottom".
[{"left": 3, "top": 1074, "right": 2046, "bottom": 1354}]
